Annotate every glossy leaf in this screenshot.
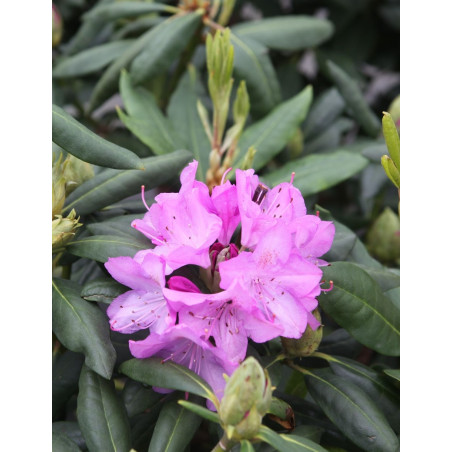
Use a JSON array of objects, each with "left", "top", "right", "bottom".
[
  {"left": 236, "top": 86, "right": 312, "bottom": 170},
  {"left": 177, "top": 400, "right": 220, "bottom": 424},
  {"left": 318, "top": 262, "right": 400, "bottom": 356},
  {"left": 148, "top": 401, "right": 202, "bottom": 452},
  {"left": 232, "top": 16, "right": 334, "bottom": 51},
  {"left": 326, "top": 60, "right": 381, "bottom": 137},
  {"left": 67, "top": 234, "right": 147, "bottom": 263},
  {"left": 304, "top": 370, "right": 399, "bottom": 452},
  {"left": 52, "top": 278, "right": 116, "bottom": 379},
  {"left": 316, "top": 205, "right": 382, "bottom": 269},
  {"left": 77, "top": 365, "right": 132, "bottom": 452},
  {"left": 53, "top": 40, "right": 132, "bottom": 78},
  {"left": 63, "top": 151, "right": 192, "bottom": 216},
  {"left": 120, "top": 357, "right": 217, "bottom": 402},
  {"left": 83, "top": 1, "right": 177, "bottom": 21},
  {"left": 52, "top": 105, "right": 143, "bottom": 170},
  {"left": 231, "top": 33, "right": 281, "bottom": 117},
  {"left": 257, "top": 425, "right": 329, "bottom": 452},
  {"left": 52, "top": 432, "right": 82, "bottom": 452},
  {"left": 119, "top": 70, "right": 178, "bottom": 154},
  {"left": 81, "top": 277, "right": 128, "bottom": 304},
  {"left": 130, "top": 11, "right": 203, "bottom": 85},
  {"left": 167, "top": 67, "right": 211, "bottom": 180},
  {"left": 263, "top": 151, "right": 368, "bottom": 197},
  {"left": 355, "top": 264, "right": 400, "bottom": 292},
  {"left": 303, "top": 88, "right": 345, "bottom": 140}
]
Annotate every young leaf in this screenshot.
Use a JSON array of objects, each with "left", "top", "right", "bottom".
[
  {"left": 240, "top": 439, "right": 256, "bottom": 452},
  {"left": 148, "top": 401, "right": 202, "bottom": 452},
  {"left": 382, "top": 112, "right": 400, "bottom": 169},
  {"left": 232, "top": 16, "right": 334, "bottom": 51},
  {"left": 257, "top": 425, "right": 329, "bottom": 452},
  {"left": 318, "top": 262, "right": 400, "bottom": 356},
  {"left": 63, "top": 150, "right": 192, "bottom": 216},
  {"left": 83, "top": 1, "right": 177, "bottom": 21},
  {"left": 326, "top": 60, "right": 381, "bottom": 138},
  {"left": 177, "top": 400, "right": 221, "bottom": 424},
  {"left": 77, "top": 365, "right": 132, "bottom": 452},
  {"left": 235, "top": 86, "right": 312, "bottom": 170},
  {"left": 67, "top": 234, "right": 148, "bottom": 263},
  {"left": 52, "top": 278, "right": 116, "bottom": 379},
  {"left": 120, "top": 357, "right": 217, "bottom": 402},
  {"left": 263, "top": 150, "right": 368, "bottom": 197},
  {"left": 52, "top": 105, "right": 144, "bottom": 170},
  {"left": 304, "top": 370, "right": 399, "bottom": 452},
  {"left": 53, "top": 40, "right": 133, "bottom": 78},
  {"left": 130, "top": 11, "right": 203, "bottom": 85},
  {"left": 167, "top": 67, "right": 211, "bottom": 181},
  {"left": 231, "top": 33, "right": 281, "bottom": 117}
]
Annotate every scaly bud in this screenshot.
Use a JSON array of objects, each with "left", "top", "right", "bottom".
[
  {"left": 219, "top": 357, "right": 272, "bottom": 441},
  {"left": 63, "top": 154, "right": 95, "bottom": 195},
  {"left": 52, "top": 209, "right": 82, "bottom": 251},
  {"left": 281, "top": 309, "right": 323, "bottom": 358},
  {"left": 366, "top": 207, "right": 400, "bottom": 264}
]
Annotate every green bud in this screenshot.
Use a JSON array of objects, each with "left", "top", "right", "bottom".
[
  {"left": 281, "top": 309, "right": 323, "bottom": 358},
  {"left": 63, "top": 154, "right": 95, "bottom": 195},
  {"left": 219, "top": 357, "right": 272, "bottom": 440},
  {"left": 381, "top": 155, "right": 400, "bottom": 189},
  {"left": 52, "top": 153, "right": 66, "bottom": 218},
  {"left": 382, "top": 111, "right": 400, "bottom": 170},
  {"left": 52, "top": 209, "right": 82, "bottom": 250},
  {"left": 366, "top": 207, "right": 400, "bottom": 264},
  {"left": 52, "top": 4, "right": 63, "bottom": 47}
]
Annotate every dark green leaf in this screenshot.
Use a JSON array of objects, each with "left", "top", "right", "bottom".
[
  {"left": 383, "top": 369, "right": 400, "bottom": 382},
  {"left": 316, "top": 205, "right": 382, "bottom": 268},
  {"left": 53, "top": 40, "right": 133, "bottom": 78},
  {"left": 305, "top": 370, "right": 399, "bottom": 452},
  {"left": 177, "top": 400, "right": 220, "bottom": 424},
  {"left": 122, "top": 379, "right": 164, "bottom": 418},
  {"left": 148, "top": 400, "right": 202, "bottom": 452},
  {"left": 326, "top": 60, "right": 380, "bottom": 137},
  {"left": 130, "top": 11, "right": 203, "bottom": 85},
  {"left": 291, "top": 425, "right": 323, "bottom": 444},
  {"left": 257, "top": 425, "right": 329, "bottom": 452},
  {"left": 303, "top": 88, "right": 345, "bottom": 140},
  {"left": 236, "top": 86, "right": 312, "bottom": 170},
  {"left": 119, "top": 70, "right": 178, "bottom": 154},
  {"left": 120, "top": 357, "right": 217, "bottom": 402},
  {"left": 52, "top": 432, "right": 82, "bottom": 452},
  {"left": 318, "top": 262, "right": 400, "bottom": 356},
  {"left": 52, "top": 278, "right": 116, "bottom": 379},
  {"left": 52, "top": 422, "right": 86, "bottom": 451},
  {"left": 355, "top": 264, "right": 399, "bottom": 292},
  {"left": 384, "top": 287, "right": 400, "bottom": 309},
  {"left": 263, "top": 151, "right": 368, "bottom": 197},
  {"left": 67, "top": 234, "right": 147, "bottom": 263},
  {"left": 63, "top": 151, "right": 192, "bottom": 216},
  {"left": 325, "top": 355, "right": 399, "bottom": 432},
  {"left": 233, "top": 16, "right": 333, "bottom": 51},
  {"left": 81, "top": 277, "right": 128, "bottom": 304},
  {"left": 317, "top": 329, "right": 362, "bottom": 359},
  {"left": 83, "top": 2, "right": 177, "bottom": 21},
  {"left": 231, "top": 33, "right": 281, "bottom": 117},
  {"left": 52, "top": 105, "right": 144, "bottom": 170},
  {"left": 167, "top": 67, "right": 211, "bottom": 181},
  {"left": 77, "top": 365, "right": 132, "bottom": 452}
]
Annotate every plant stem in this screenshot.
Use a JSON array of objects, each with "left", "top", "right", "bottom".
[{"left": 211, "top": 433, "right": 237, "bottom": 452}]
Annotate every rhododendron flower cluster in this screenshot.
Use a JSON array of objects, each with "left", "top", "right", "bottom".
[{"left": 105, "top": 161, "right": 335, "bottom": 405}]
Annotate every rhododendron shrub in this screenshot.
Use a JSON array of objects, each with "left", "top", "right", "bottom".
[{"left": 52, "top": 1, "right": 399, "bottom": 450}]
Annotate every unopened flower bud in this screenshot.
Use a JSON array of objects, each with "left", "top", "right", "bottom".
[
  {"left": 219, "top": 357, "right": 272, "bottom": 440},
  {"left": 201, "top": 243, "right": 238, "bottom": 292},
  {"left": 52, "top": 209, "right": 82, "bottom": 250},
  {"left": 63, "top": 154, "right": 95, "bottom": 195},
  {"left": 281, "top": 309, "right": 323, "bottom": 357},
  {"left": 52, "top": 4, "right": 63, "bottom": 47},
  {"left": 366, "top": 207, "right": 400, "bottom": 264}
]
